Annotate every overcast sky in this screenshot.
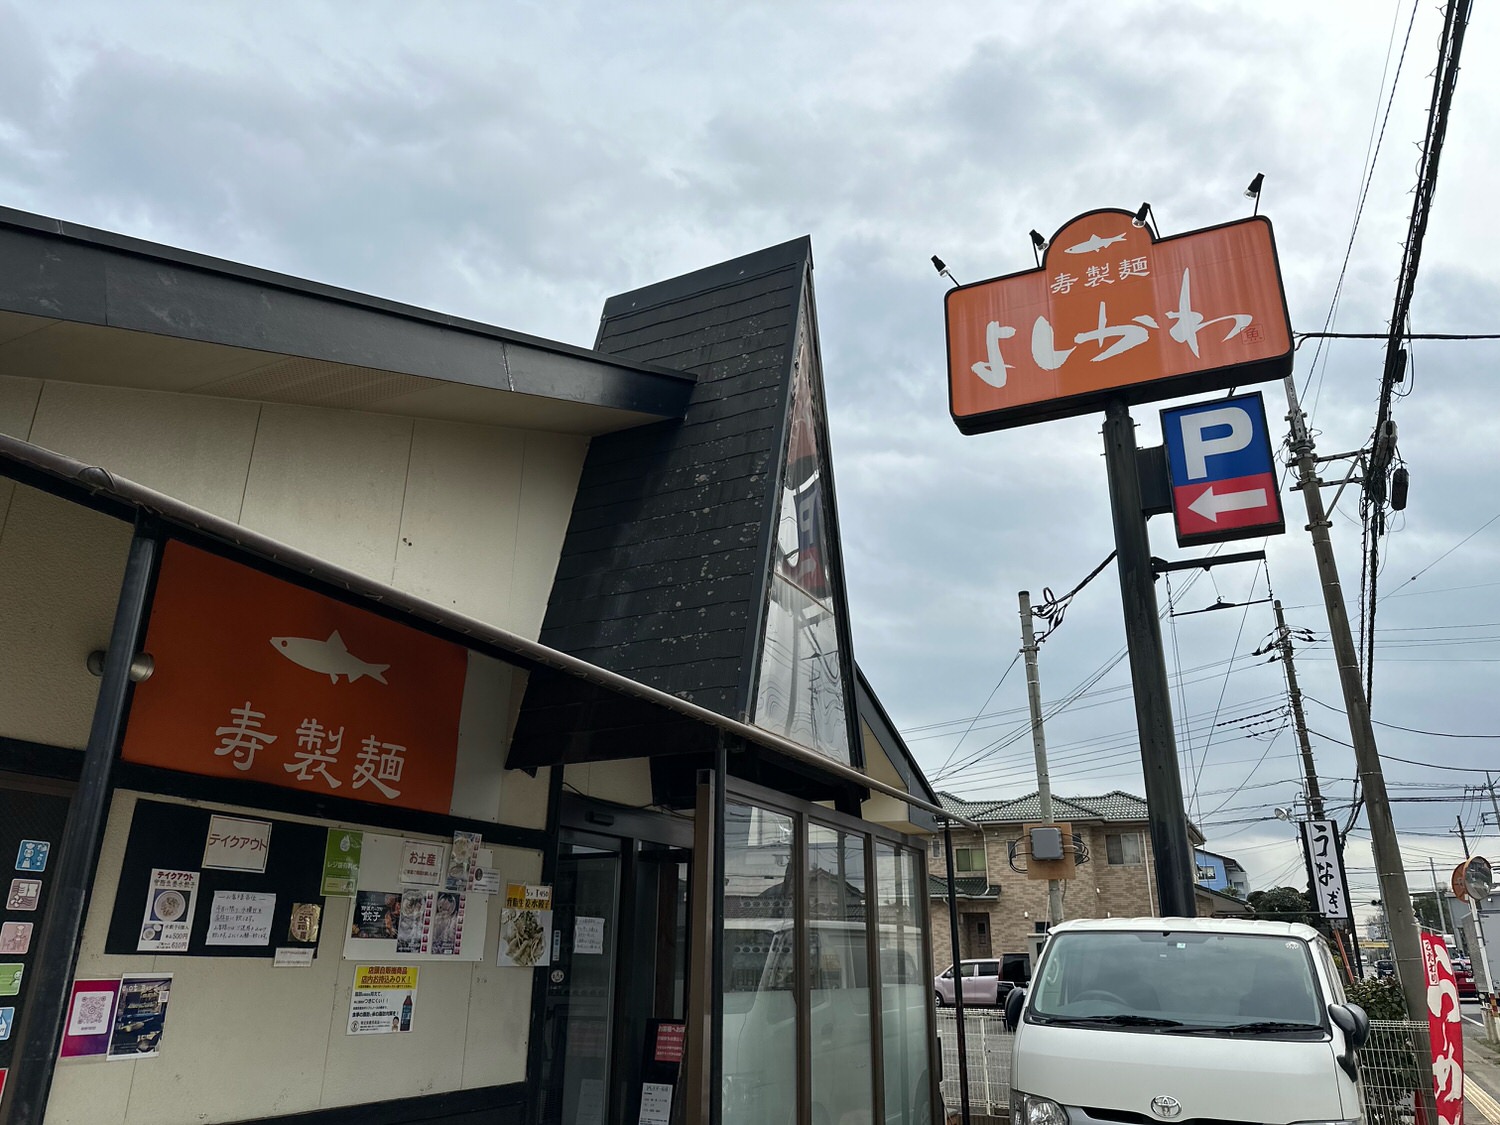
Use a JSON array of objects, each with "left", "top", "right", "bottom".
[{"left": 4, "top": 1, "right": 1497, "bottom": 925}]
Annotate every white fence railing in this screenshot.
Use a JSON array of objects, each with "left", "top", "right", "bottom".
[{"left": 935, "top": 1008, "right": 1013, "bottom": 1115}]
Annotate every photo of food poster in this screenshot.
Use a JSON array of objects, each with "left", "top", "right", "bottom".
[
  {"left": 137, "top": 869, "right": 198, "bottom": 953},
  {"left": 498, "top": 883, "right": 553, "bottom": 968},
  {"left": 61, "top": 978, "right": 123, "bottom": 1058},
  {"left": 107, "top": 974, "right": 172, "bottom": 1060},
  {"left": 321, "top": 829, "right": 362, "bottom": 896},
  {"left": 351, "top": 891, "right": 401, "bottom": 940},
  {"left": 446, "top": 831, "right": 480, "bottom": 891},
  {"left": 395, "top": 889, "right": 427, "bottom": 953},
  {"left": 395, "top": 891, "right": 466, "bottom": 955},
  {"left": 347, "top": 965, "right": 417, "bottom": 1034}
]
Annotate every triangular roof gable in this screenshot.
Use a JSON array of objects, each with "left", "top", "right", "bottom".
[{"left": 512, "top": 238, "right": 860, "bottom": 767}]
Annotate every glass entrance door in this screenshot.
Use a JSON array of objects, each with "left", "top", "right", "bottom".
[{"left": 539, "top": 831, "right": 691, "bottom": 1125}]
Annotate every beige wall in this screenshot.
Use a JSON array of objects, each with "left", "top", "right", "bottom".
[
  {"left": 928, "top": 822, "right": 1160, "bottom": 970},
  {"left": 0, "top": 375, "right": 591, "bottom": 1121}
]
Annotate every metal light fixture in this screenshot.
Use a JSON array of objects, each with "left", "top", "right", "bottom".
[
  {"left": 1245, "top": 173, "right": 1265, "bottom": 215},
  {"left": 930, "top": 255, "right": 960, "bottom": 288},
  {"left": 1130, "top": 202, "right": 1158, "bottom": 237},
  {"left": 1028, "top": 229, "right": 1047, "bottom": 267}
]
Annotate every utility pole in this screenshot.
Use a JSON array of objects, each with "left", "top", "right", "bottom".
[
  {"left": 1275, "top": 598, "right": 1362, "bottom": 975},
  {"left": 1020, "top": 590, "right": 1064, "bottom": 928},
  {"left": 1273, "top": 599, "right": 1325, "bottom": 820},
  {"left": 1486, "top": 773, "right": 1500, "bottom": 836},
  {"left": 1429, "top": 857, "right": 1453, "bottom": 938},
  {"left": 1284, "top": 376, "right": 1432, "bottom": 1099}
]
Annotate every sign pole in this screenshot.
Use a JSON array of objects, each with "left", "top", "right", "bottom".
[{"left": 1101, "top": 398, "right": 1196, "bottom": 917}]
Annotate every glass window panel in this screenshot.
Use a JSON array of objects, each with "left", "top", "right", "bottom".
[
  {"left": 808, "top": 824, "right": 873, "bottom": 1125},
  {"left": 751, "top": 329, "right": 852, "bottom": 763},
  {"left": 721, "top": 802, "right": 796, "bottom": 1125},
  {"left": 877, "top": 842, "right": 935, "bottom": 1125}
]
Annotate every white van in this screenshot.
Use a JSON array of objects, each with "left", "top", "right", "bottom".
[{"left": 1004, "top": 917, "right": 1370, "bottom": 1125}]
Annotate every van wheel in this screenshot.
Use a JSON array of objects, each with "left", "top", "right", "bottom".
[{"left": 935, "top": 991, "right": 945, "bottom": 1006}]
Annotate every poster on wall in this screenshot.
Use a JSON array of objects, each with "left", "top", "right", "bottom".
[
  {"left": 6, "top": 879, "right": 40, "bottom": 911},
  {"left": 204, "top": 891, "right": 277, "bottom": 947},
  {"left": 107, "top": 974, "right": 172, "bottom": 1060},
  {"left": 498, "top": 884, "right": 553, "bottom": 968},
  {"left": 137, "top": 869, "right": 199, "bottom": 953},
  {"left": 322, "top": 830, "right": 363, "bottom": 896},
  {"left": 348, "top": 965, "right": 417, "bottom": 1034},
  {"left": 351, "top": 891, "right": 402, "bottom": 940},
  {"left": 400, "top": 840, "right": 444, "bottom": 887},
  {"left": 340, "top": 833, "right": 488, "bottom": 963},
  {"left": 61, "top": 979, "right": 123, "bottom": 1058},
  {"left": 574, "top": 916, "right": 605, "bottom": 956},
  {"left": 469, "top": 848, "right": 501, "bottom": 896},
  {"left": 0, "top": 923, "right": 31, "bottom": 955},
  {"left": 0, "top": 964, "right": 21, "bottom": 996},
  {"left": 446, "top": 832, "right": 480, "bottom": 890},
  {"left": 396, "top": 891, "right": 466, "bottom": 956},
  {"left": 638, "top": 1082, "right": 673, "bottom": 1125}
]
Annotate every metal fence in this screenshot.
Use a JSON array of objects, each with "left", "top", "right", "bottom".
[
  {"left": 934, "top": 1013, "right": 1436, "bottom": 1124},
  {"left": 935, "top": 1008, "right": 1014, "bottom": 1115},
  {"left": 1360, "top": 1019, "right": 1432, "bottom": 1125}
]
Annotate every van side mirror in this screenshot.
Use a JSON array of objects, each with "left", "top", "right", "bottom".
[
  {"left": 1329, "top": 1003, "right": 1370, "bottom": 1049},
  {"left": 1004, "top": 986, "right": 1027, "bottom": 1031}
]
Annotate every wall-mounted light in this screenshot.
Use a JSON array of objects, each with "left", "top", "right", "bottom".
[
  {"left": 86, "top": 650, "right": 154, "bottom": 682},
  {"left": 1029, "top": 229, "right": 1047, "bottom": 268},
  {"left": 930, "top": 255, "right": 960, "bottom": 289},
  {"left": 1131, "top": 202, "right": 1157, "bottom": 237}
]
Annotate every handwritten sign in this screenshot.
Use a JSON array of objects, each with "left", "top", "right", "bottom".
[{"left": 202, "top": 815, "right": 272, "bottom": 873}]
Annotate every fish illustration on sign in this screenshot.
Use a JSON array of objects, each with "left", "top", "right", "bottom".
[
  {"left": 1063, "top": 232, "right": 1126, "bottom": 255},
  {"left": 270, "top": 631, "right": 389, "bottom": 684}
]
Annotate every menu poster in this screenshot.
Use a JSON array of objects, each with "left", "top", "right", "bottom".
[
  {"left": 351, "top": 891, "right": 402, "bottom": 941},
  {"left": 396, "top": 891, "right": 466, "bottom": 956},
  {"left": 107, "top": 975, "right": 172, "bottom": 1060},
  {"left": 61, "top": 978, "right": 122, "bottom": 1058},
  {"left": 137, "top": 870, "right": 198, "bottom": 953},
  {"left": 498, "top": 883, "right": 553, "bottom": 968}
]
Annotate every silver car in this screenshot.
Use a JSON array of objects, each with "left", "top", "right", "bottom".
[{"left": 934, "top": 958, "right": 1014, "bottom": 1006}]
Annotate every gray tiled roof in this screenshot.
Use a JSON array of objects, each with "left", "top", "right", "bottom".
[
  {"left": 928, "top": 875, "right": 1002, "bottom": 900},
  {"left": 937, "top": 789, "right": 1150, "bottom": 825}
]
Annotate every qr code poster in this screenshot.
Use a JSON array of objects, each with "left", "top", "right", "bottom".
[{"left": 61, "top": 979, "right": 123, "bottom": 1059}]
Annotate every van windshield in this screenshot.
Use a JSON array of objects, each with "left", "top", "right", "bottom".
[{"left": 1030, "top": 930, "right": 1325, "bottom": 1034}]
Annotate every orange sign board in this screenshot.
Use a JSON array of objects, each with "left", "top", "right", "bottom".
[
  {"left": 946, "top": 210, "right": 1293, "bottom": 433},
  {"left": 122, "top": 541, "right": 467, "bottom": 814}
]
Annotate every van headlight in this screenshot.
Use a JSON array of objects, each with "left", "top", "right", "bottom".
[{"left": 1012, "top": 1090, "right": 1068, "bottom": 1125}]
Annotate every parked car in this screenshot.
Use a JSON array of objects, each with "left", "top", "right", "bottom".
[
  {"left": 1004, "top": 918, "right": 1369, "bottom": 1125},
  {"left": 1454, "top": 955, "right": 1478, "bottom": 999},
  {"left": 934, "top": 959, "right": 1015, "bottom": 1006}
]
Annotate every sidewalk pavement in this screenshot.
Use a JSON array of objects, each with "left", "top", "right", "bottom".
[{"left": 1464, "top": 1003, "right": 1500, "bottom": 1124}]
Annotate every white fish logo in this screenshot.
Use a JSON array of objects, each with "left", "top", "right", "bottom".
[
  {"left": 270, "top": 630, "right": 389, "bottom": 684},
  {"left": 1063, "top": 232, "right": 1126, "bottom": 255}
]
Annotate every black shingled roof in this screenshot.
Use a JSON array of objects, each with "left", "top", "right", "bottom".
[{"left": 510, "top": 238, "right": 862, "bottom": 776}]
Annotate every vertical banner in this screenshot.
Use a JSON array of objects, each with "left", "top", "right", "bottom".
[
  {"left": 1299, "top": 820, "right": 1350, "bottom": 921},
  {"left": 1420, "top": 932, "right": 1463, "bottom": 1125}
]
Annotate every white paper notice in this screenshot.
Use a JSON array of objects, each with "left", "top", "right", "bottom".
[
  {"left": 138, "top": 869, "right": 198, "bottom": 952},
  {"left": 400, "top": 839, "right": 445, "bottom": 887},
  {"left": 575, "top": 1078, "right": 604, "bottom": 1125},
  {"left": 574, "top": 916, "right": 605, "bottom": 955},
  {"left": 204, "top": 890, "right": 277, "bottom": 946},
  {"left": 201, "top": 815, "right": 272, "bottom": 873},
  {"left": 273, "top": 947, "right": 316, "bottom": 968},
  {"left": 638, "top": 1082, "right": 673, "bottom": 1125}
]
